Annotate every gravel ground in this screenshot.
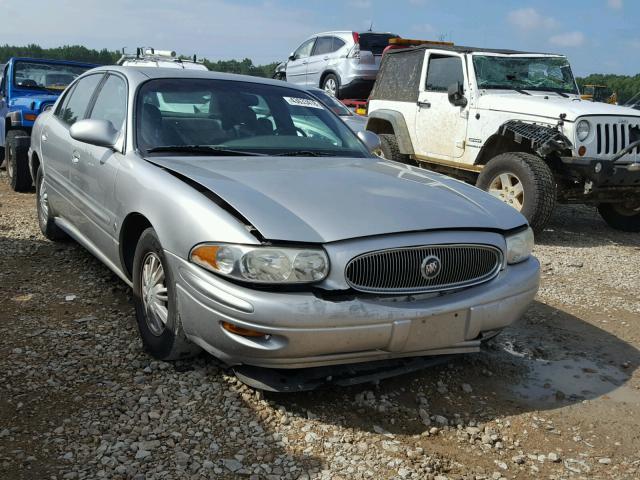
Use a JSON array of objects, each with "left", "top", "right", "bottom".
[{"left": 1, "top": 171, "right": 639, "bottom": 480}]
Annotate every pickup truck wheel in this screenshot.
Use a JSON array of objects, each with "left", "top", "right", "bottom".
[
  {"left": 597, "top": 202, "right": 640, "bottom": 232},
  {"left": 133, "top": 228, "right": 202, "bottom": 361},
  {"left": 36, "top": 166, "right": 68, "bottom": 241},
  {"left": 477, "top": 152, "right": 555, "bottom": 232},
  {"left": 322, "top": 74, "right": 340, "bottom": 98},
  {"left": 378, "top": 134, "right": 411, "bottom": 164},
  {"left": 6, "top": 129, "right": 32, "bottom": 192}
]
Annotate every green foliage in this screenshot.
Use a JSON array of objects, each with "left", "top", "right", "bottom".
[
  {"left": 202, "top": 58, "right": 279, "bottom": 78},
  {"left": 0, "top": 44, "right": 119, "bottom": 64},
  {"left": 576, "top": 74, "right": 640, "bottom": 104}
]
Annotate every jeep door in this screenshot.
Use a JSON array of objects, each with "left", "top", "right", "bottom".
[
  {"left": 69, "top": 73, "right": 126, "bottom": 261},
  {"left": 42, "top": 73, "right": 105, "bottom": 224},
  {"left": 0, "top": 64, "right": 7, "bottom": 150},
  {"left": 286, "top": 38, "right": 316, "bottom": 86},
  {"left": 306, "top": 36, "right": 344, "bottom": 88},
  {"left": 415, "top": 52, "right": 468, "bottom": 159}
]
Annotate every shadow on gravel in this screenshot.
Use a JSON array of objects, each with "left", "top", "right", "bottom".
[
  {"left": 269, "top": 300, "right": 640, "bottom": 436},
  {"left": 535, "top": 204, "right": 640, "bottom": 248}
]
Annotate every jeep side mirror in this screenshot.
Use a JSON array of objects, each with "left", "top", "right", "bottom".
[{"left": 448, "top": 82, "right": 467, "bottom": 108}]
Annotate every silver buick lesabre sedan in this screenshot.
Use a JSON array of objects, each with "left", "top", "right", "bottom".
[{"left": 29, "top": 66, "right": 539, "bottom": 386}]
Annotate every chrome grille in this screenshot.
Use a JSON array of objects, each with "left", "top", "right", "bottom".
[
  {"left": 595, "top": 121, "right": 640, "bottom": 156},
  {"left": 345, "top": 244, "right": 502, "bottom": 294}
]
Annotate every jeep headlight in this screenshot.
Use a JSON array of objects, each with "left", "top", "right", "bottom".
[
  {"left": 505, "top": 227, "right": 534, "bottom": 264},
  {"left": 576, "top": 120, "right": 590, "bottom": 142},
  {"left": 190, "top": 244, "right": 329, "bottom": 283}
]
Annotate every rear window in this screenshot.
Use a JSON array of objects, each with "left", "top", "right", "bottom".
[
  {"left": 370, "top": 49, "right": 424, "bottom": 102},
  {"left": 358, "top": 33, "right": 398, "bottom": 55}
]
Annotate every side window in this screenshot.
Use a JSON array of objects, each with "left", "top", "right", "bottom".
[
  {"left": 89, "top": 75, "right": 127, "bottom": 132},
  {"left": 56, "top": 74, "right": 104, "bottom": 127},
  {"left": 312, "top": 37, "right": 334, "bottom": 56},
  {"left": 294, "top": 39, "right": 315, "bottom": 60},
  {"left": 333, "top": 37, "right": 346, "bottom": 52},
  {"left": 0, "top": 66, "right": 7, "bottom": 96},
  {"left": 425, "top": 55, "right": 464, "bottom": 92}
]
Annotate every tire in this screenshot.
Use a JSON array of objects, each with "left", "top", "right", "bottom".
[
  {"left": 321, "top": 73, "right": 340, "bottom": 98},
  {"left": 133, "top": 227, "right": 201, "bottom": 361},
  {"left": 6, "top": 129, "right": 32, "bottom": 192},
  {"left": 0, "top": 146, "right": 5, "bottom": 169},
  {"left": 378, "top": 133, "right": 411, "bottom": 164},
  {"left": 476, "top": 152, "right": 556, "bottom": 232},
  {"left": 598, "top": 203, "right": 640, "bottom": 232},
  {"left": 36, "top": 166, "right": 68, "bottom": 241},
  {"left": 273, "top": 72, "right": 286, "bottom": 81}
]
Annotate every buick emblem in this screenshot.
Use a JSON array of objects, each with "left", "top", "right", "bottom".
[{"left": 421, "top": 255, "right": 442, "bottom": 280}]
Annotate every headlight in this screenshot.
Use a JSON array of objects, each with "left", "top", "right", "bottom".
[
  {"left": 190, "top": 244, "right": 329, "bottom": 284},
  {"left": 505, "top": 227, "right": 534, "bottom": 264},
  {"left": 576, "top": 120, "right": 590, "bottom": 142}
]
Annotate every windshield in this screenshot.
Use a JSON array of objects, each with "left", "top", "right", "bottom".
[
  {"left": 473, "top": 55, "right": 578, "bottom": 94},
  {"left": 13, "top": 61, "right": 93, "bottom": 92},
  {"left": 136, "top": 79, "right": 369, "bottom": 157}
]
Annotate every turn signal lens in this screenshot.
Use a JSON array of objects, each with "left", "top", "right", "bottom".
[
  {"left": 221, "top": 322, "right": 266, "bottom": 337},
  {"left": 190, "top": 245, "right": 234, "bottom": 274},
  {"left": 24, "top": 113, "right": 37, "bottom": 121},
  {"left": 578, "top": 146, "right": 587, "bottom": 156}
]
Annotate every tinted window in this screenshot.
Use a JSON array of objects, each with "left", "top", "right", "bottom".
[
  {"left": 89, "top": 75, "right": 127, "bottom": 132},
  {"left": 333, "top": 38, "right": 346, "bottom": 51},
  {"left": 369, "top": 49, "right": 425, "bottom": 102},
  {"left": 294, "top": 39, "right": 315, "bottom": 59},
  {"left": 358, "top": 33, "right": 398, "bottom": 55},
  {"left": 56, "top": 74, "right": 103, "bottom": 126},
  {"left": 425, "top": 55, "right": 464, "bottom": 92},
  {"left": 313, "top": 37, "right": 334, "bottom": 56},
  {"left": 13, "top": 60, "right": 93, "bottom": 91}
]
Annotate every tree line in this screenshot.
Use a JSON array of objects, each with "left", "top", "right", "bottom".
[{"left": 1, "top": 44, "right": 639, "bottom": 103}]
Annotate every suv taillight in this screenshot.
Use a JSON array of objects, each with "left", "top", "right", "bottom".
[{"left": 348, "top": 32, "right": 361, "bottom": 59}]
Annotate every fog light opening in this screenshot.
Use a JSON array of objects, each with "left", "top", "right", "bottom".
[
  {"left": 221, "top": 321, "right": 269, "bottom": 338},
  {"left": 578, "top": 146, "right": 587, "bottom": 157}
]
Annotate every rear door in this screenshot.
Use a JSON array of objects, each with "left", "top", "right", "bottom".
[
  {"left": 306, "top": 36, "right": 339, "bottom": 88},
  {"left": 415, "top": 52, "right": 469, "bottom": 159},
  {"left": 42, "top": 73, "right": 105, "bottom": 221},
  {"left": 0, "top": 64, "right": 9, "bottom": 150},
  {"left": 285, "top": 38, "right": 316, "bottom": 86},
  {"left": 71, "top": 73, "right": 127, "bottom": 260}
]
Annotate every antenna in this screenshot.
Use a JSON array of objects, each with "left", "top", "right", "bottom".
[{"left": 368, "top": 21, "right": 373, "bottom": 32}]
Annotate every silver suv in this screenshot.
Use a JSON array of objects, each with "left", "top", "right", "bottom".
[{"left": 284, "top": 31, "right": 398, "bottom": 99}]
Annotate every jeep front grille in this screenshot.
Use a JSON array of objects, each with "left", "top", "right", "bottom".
[
  {"left": 344, "top": 244, "right": 502, "bottom": 294},
  {"left": 595, "top": 121, "right": 640, "bottom": 156}
]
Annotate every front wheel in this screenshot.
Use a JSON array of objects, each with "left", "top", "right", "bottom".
[
  {"left": 6, "top": 129, "right": 32, "bottom": 192},
  {"left": 476, "top": 152, "right": 556, "bottom": 233},
  {"left": 378, "top": 133, "right": 411, "bottom": 164},
  {"left": 36, "top": 166, "right": 68, "bottom": 241},
  {"left": 598, "top": 202, "right": 640, "bottom": 232},
  {"left": 133, "top": 228, "right": 202, "bottom": 361}
]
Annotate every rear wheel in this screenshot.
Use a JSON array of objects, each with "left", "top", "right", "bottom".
[
  {"left": 0, "top": 146, "right": 5, "bottom": 169},
  {"left": 322, "top": 73, "right": 340, "bottom": 98},
  {"left": 476, "top": 152, "right": 556, "bottom": 232},
  {"left": 378, "top": 133, "right": 411, "bottom": 164},
  {"left": 133, "top": 228, "right": 202, "bottom": 361},
  {"left": 598, "top": 202, "right": 640, "bottom": 232},
  {"left": 273, "top": 72, "right": 286, "bottom": 81},
  {"left": 36, "top": 166, "right": 68, "bottom": 241},
  {"left": 6, "top": 129, "right": 32, "bottom": 192}
]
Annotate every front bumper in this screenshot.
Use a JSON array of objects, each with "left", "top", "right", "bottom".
[{"left": 166, "top": 252, "right": 540, "bottom": 369}]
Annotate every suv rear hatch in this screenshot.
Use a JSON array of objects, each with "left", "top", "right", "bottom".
[{"left": 354, "top": 33, "right": 399, "bottom": 66}]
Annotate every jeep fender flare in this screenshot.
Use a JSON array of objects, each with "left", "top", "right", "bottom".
[{"left": 365, "top": 109, "right": 415, "bottom": 155}]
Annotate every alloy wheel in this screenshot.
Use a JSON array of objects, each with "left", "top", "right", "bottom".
[
  {"left": 141, "top": 252, "right": 169, "bottom": 336},
  {"left": 324, "top": 78, "right": 337, "bottom": 96},
  {"left": 489, "top": 172, "right": 524, "bottom": 211},
  {"left": 38, "top": 175, "right": 49, "bottom": 227}
]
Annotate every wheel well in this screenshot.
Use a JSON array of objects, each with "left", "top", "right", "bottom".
[
  {"left": 475, "top": 134, "right": 535, "bottom": 165},
  {"left": 120, "top": 213, "right": 152, "bottom": 280},
  {"left": 366, "top": 118, "right": 395, "bottom": 135},
  {"left": 31, "top": 151, "right": 40, "bottom": 180},
  {"left": 319, "top": 70, "right": 338, "bottom": 88}
]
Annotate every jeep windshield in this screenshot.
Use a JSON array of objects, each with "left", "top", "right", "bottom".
[
  {"left": 137, "top": 78, "right": 369, "bottom": 158},
  {"left": 473, "top": 55, "right": 579, "bottom": 95},
  {"left": 13, "top": 61, "right": 93, "bottom": 92}
]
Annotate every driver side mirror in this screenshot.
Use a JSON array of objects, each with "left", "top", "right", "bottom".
[
  {"left": 358, "top": 130, "right": 382, "bottom": 156},
  {"left": 448, "top": 82, "right": 468, "bottom": 108},
  {"left": 70, "top": 119, "right": 119, "bottom": 149},
  {"left": 288, "top": 52, "right": 296, "bottom": 61}
]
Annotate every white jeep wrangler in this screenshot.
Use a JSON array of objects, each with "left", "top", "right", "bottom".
[{"left": 366, "top": 45, "right": 640, "bottom": 232}]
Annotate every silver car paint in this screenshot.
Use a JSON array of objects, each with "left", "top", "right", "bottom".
[{"left": 31, "top": 66, "right": 539, "bottom": 369}]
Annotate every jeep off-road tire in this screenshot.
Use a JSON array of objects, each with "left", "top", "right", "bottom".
[
  {"left": 6, "top": 129, "right": 32, "bottom": 192},
  {"left": 477, "top": 152, "right": 556, "bottom": 233},
  {"left": 321, "top": 73, "right": 340, "bottom": 98},
  {"left": 597, "top": 203, "right": 640, "bottom": 232},
  {"left": 36, "top": 166, "right": 68, "bottom": 241},
  {"left": 133, "top": 227, "right": 202, "bottom": 361},
  {"left": 379, "top": 134, "right": 411, "bottom": 164}
]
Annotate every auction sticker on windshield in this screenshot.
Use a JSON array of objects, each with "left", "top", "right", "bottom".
[{"left": 284, "top": 97, "right": 324, "bottom": 109}]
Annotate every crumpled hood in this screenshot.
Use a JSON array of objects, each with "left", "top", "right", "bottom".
[
  {"left": 477, "top": 92, "right": 640, "bottom": 122},
  {"left": 147, "top": 156, "right": 527, "bottom": 243}
]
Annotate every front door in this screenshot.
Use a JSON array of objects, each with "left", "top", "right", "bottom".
[
  {"left": 415, "top": 53, "right": 469, "bottom": 159},
  {"left": 0, "top": 64, "right": 8, "bottom": 151},
  {"left": 285, "top": 38, "right": 315, "bottom": 86}
]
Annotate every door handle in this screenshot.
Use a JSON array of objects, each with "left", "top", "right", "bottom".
[
  {"left": 323, "top": 56, "right": 330, "bottom": 60},
  {"left": 72, "top": 151, "right": 80, "bottom": 165},
  {"left": 302, "top": 60, "right": 308, "bottom": 65},
  {"left": 417, "top": 101, "right": 431, "bottom": 109}
]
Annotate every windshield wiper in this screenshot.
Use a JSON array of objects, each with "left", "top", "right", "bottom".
[
  {"left": 515, "top": 88, "right": 531, "bottom": 96},
  {"left": 275, "top": 150, "right": 334, "bottom": 157},
  {"left": 145, "top": 145, "right": 264, "bottom": 156}
]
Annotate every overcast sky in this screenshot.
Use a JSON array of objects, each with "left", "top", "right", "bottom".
[{"left": 1, "top": 0, "right": 637, "bottom": 76}]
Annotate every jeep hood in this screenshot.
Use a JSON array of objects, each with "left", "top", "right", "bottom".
[
  {"left": 147, "top": 156, "right": 527, "bottom": 243},
  {"left": 477, "top": 92, "right": 640, "bottom": 122},
  {"left": 10, "top": 93, "right": 59, "bottom": 109}
]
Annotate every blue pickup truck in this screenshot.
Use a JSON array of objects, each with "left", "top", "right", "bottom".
[{"left": 1, "top": 57, "right": 97, "bottom": 191}]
